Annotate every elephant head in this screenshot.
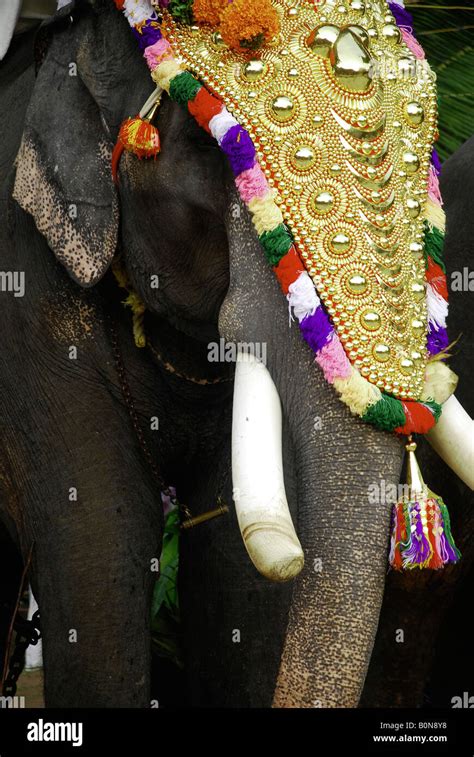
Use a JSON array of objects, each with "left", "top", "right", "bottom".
[{"left": 9, "top": 0, "right": 473, "bottom": 707}]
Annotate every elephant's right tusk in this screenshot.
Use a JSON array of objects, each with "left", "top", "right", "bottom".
[
  {"left": 426, "top": 394, "right": 474, "bottom": 491},
  {"left": 232, "top": 350, "right": 304, "bottom": 582}
]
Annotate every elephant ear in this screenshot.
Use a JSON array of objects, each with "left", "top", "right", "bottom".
[{"left": 13, "top": 28, "right": 118, "bottom": 287}]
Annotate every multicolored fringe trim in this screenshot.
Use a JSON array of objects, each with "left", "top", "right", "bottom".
[
  {"left": 114, "top": 0, "right": 452, "bottom": 436},
  {"left": 388, "top": 1, "right": 450, "bottom": 361},
  {"left": 389, "top": 493, "right": 460, "bottom": 570}
]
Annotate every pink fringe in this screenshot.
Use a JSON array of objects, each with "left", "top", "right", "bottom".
[
  {"left": 144, "top": 38, "right": 173, "bottom": 70},
  {"left": 316, "top": 334, "right": 352, "bottom": 383},
  {"left": 428, "top": 166, "right": 443, "bottom": 207},
  {"left": 401, "top": 28, "right": 425, "bottom": 59},
  {"left": 235, "top": 163, "right": 270, "bottom": 203}
]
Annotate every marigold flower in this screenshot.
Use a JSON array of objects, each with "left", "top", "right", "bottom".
[
  {"left": 192, "top": 0, "right": 227, "bottom": 26},
  {"left": 219, "top": 0, "right": 280, "bottom": 52}
]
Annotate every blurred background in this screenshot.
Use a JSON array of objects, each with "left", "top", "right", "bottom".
[{"left": 407, "top": 0, "right": 473, "bottom": 160}]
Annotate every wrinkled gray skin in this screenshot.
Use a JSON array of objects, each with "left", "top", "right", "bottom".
[{"left": 0, "top": 2, "right": 470, "bottom": 708}]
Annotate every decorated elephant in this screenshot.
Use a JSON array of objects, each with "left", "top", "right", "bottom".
[{"left": 0, "top": 0, "right": 472, "bottom": 709}]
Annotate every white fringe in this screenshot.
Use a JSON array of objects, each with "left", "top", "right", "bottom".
[
  {"left": 427, "top": 283, "right": 448, "bottom": 331},
  {"left": 426, "top": 198, "right": 446, "bottom": 233},
  {"left": 209, "top": 109, "right": 240, "bottom": 145},
  {"left": 123, "top": 0, "right": 154, "bottom": 26},
  {"left": 287, "top": 271, "right": 319, "bottom": 322}
]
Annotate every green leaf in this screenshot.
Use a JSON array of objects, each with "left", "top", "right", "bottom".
[{"left": 151, "top": 507, "right": 180, "bottom": 620}]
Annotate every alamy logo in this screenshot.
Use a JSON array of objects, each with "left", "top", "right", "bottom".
[
  {"left": 0, "top": 271, "right": 25, "bottom": 297},
  {"left": 451, "top": 692, "right": 474, "bottom": 708},
  {"left": 27, "top": 719, "right": 83, "bottom": 747}
]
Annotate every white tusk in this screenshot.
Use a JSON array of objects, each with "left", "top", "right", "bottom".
[
  {"left": 232, "top": 350, "right": 304, "bottom": 582},
  {"left": 426, "top": 395, "right": 474, "bottom": 490}
]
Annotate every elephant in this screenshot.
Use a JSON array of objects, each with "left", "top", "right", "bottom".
[{"left": 0, "top": 1, "right": 472, "bottom": 708}]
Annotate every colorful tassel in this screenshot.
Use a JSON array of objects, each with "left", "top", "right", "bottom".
[
  {"left": 112, "top": 110, "right": 161, "bottom": 182},
  {"left": 390, "top": 438, "right": 460, "bottom": 570},
  {"left": 117, "top": 116, "right": 161, "bottom": 158}
]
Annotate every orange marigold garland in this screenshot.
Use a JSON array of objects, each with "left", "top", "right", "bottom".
[
  {"left": 219, "top": 0, "right": 280, "bottom": 51},
  {"left": 192, "top": 0, "right": 228, "bottom": 27},
  {"left": 165, "top": 0, "right": 281, "bottom": 52}
]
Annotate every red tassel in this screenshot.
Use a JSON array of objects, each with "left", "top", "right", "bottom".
[
  {"left": 111, "top": 141, "right": 125, "bottom": 184},
  {"left": 426, "top": 501, "right": 444, "bottom": 569},
  {"left": 395, "top": 401, "right": 437, "bottom": 436},
  {"left": 390, "top": 502, "right": 405, "bottom": 570},
  {"left": 111, "top": 115, "right": 161, "bottom": 183},
  {"left": 118, "top": 116, "right": 161, "bottom": 159}
]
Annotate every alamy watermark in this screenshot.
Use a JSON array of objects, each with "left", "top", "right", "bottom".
[
  {"left": 0, "top": 695, "right": 25, "bottom": 708},
  {"left": 450, "top": 268, "right": 474, "bottom": 292},
  {"left": 368, "top": 480, "right": 410, "bottom": 505},
  {"left": 451, "top": 692, "right": 474, "bottom": 708},
  {"left": 369, "top": 58, "right": 433, "bottom": 82},
  {"left": 208, "top": 338, "right": 267, "bottom": 365},
  {"left": 27, "top": 719, "right": 83, "bottom": 747},
  {"left": 0, "top": 271, "right": 25, "bottom": 297}
]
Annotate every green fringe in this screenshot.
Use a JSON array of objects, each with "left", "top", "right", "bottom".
[
  {"left": 259, "top": 224, "right": 293, "bottom": 266},
  {"left": 401, "top": 502, "right": 411, "bottom": 549},
  {"left": 169, "top": 71, "right": 201, "bottom": 108},
  {"left": 436, "top": 495, "right": 461, "bottom": 560},
  {"left": 361, "top": 394, "right": 406, "bottom": 432},
  {"left": 423, "top": 399, "right": 442, "bottom": 423},
  {"left": 424, "top": 222, "right": 446, "bottom": 273},
  {"left": 168, "top": 0, "right": 194, "bottom": 26}
]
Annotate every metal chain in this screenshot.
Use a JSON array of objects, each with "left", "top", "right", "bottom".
[
  {"left": 106, "top": 312, "right": 229, "bottom": 527},
  {"left": 1, "top": 610, "right": 41, "bottom": 699},
  {"left": 106, "top": 314, "right": 175, "bottom": 500}
]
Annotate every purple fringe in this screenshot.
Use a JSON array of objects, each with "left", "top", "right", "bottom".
[
  {"left": 427, "top": 326, "right": 449, "bottom": 355},
  {"left": 440, "top": 531, "right": 459, "bottom": 564},
  {"left": 220, "top": 125, "right": 256, "bottom": 176},
  {"left": 300, "top": 307, "right": 333, "bottom": 354},
  {"left": 389, "top": 2, "right": 414, "bottom": 29},
  {"left": 132, "top": 20, "right": 162, "bottom": 51},
  {"left": 402, "top": 503, "right": 431, "bottom": 566},
  {"left": 431, "top": 148, "right": 442, "bottom": 176}
]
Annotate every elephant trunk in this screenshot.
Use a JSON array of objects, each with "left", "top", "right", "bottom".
[
  {"left": 220, "top": 189, "right": 404, "bottom": 706},
  {"left": 271, "top": 409, "right": 404, "bottom": 707}
]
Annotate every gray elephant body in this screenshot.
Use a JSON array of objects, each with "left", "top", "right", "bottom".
[{"left": 0, "top": 2, "right": 470, "bottom": 708}]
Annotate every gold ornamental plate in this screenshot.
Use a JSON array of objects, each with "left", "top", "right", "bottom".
[{"left": 162, "top": 0, "right": 437, "bottom": 400}]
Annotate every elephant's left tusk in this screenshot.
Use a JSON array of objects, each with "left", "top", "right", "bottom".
[
  {"left": 232, "top": 350, "right": 304, "bottom": 582},
  {"left": 426, "top": 394, "right": 474, "bottom": 490}
]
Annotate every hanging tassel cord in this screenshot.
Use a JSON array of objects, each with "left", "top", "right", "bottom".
[
  {"left": 389, "top": 436, "right": 461, "bottom": 571},
  {"left": 112, "top": 89, "right": 163, "bottom": 184}
]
